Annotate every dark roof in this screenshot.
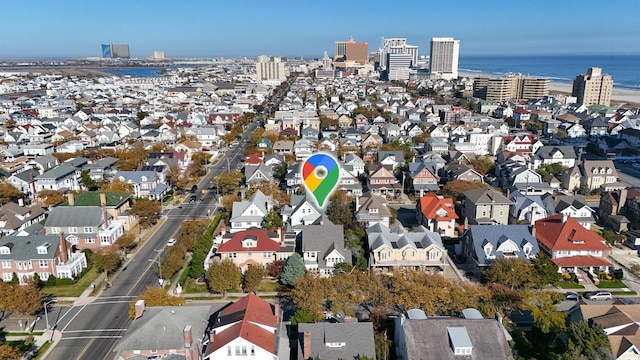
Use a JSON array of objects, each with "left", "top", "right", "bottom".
[{"left": 298, "top": 322, "right": 375, "bottom": 360}]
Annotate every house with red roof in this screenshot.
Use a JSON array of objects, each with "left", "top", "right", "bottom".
[
  {"left": 202, "top": 293, "right": 279, "bottom": 359},
  {"left": 244, "top": 153, "right": 264, "bottom": 165},
  {"left": 416, "top": 192, "right": 459, "bottom": 238},
  {"left": 215, "top": 229, "right": 290, "bottom": 271},
  {"left": 533, "top": 214, "right": 611, "bottom": 278}
]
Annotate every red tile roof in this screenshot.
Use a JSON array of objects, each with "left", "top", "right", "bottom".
[
  {"left": 221, "top": 293, "right": 277, "bottom": 328},
  {"left": 244, "top": 154, "right": 264, "bottom": 165},
  {"left": 217, "top": 229, "right": 281, "bottom": 253},
  {"left": 534, "top": 214, "right": 608, "bottom": 252},
  {"left": 552, "top": 255, "right": 611, "bottom": 267},
  {"left": 206, "top": 319, "right": 276, "bottom": 356},
  {"left": 419, "top": 192, "right": 458, "bottom": 221}
]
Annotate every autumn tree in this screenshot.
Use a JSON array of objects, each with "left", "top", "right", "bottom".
[
  {"left": 101, "top": 178, "right": 134, "bottom": 194},
  {"left": 115, "top": 148, "right": 148, "bottom": 171},
  {"left": 438, "top": 180, "right": 488, "bottom": 201},
  {"left": 160, "top": 245, "right": 186, "bottom": 279},
  {"left": 128, "top": 286, "right": 185, "bottom": 319},
  {"left": 205, "top": 258, "right": 241, "bottom": 297},
  {"left": 114, "top": 233, "right": 136, "bottom": 254},
  {"left": 221, "top": 193, "right": 241, "bottom": 213},
  {"left": 263, "top": 209, "right": 284, "bottom": 231},
  {"left": 215, "top": 171, "right": 243, "bottom": 195},
  {"left": 246, "top": 180, "right": 290, "bottom": 208},
  {"left": 0, "top": 343, "right": 22, "bottom": 359},
  {"left": 37, "top": 189, "right": 64, "bottom": 207},
  {"left": 531, "top": 255, "right": 562, "bottom": 288},
  {"left": 482, "top": 257, "right": 535, "bottom": 289},
  {"left": 0, "top": 181, "right": 23, "bottom": 205},
  {"left": 131, "top": 199, "right": 162, "bottom": 228},
  {"left": 468, "top": 156, "right": 496, "bottom": 176},
  {"left": 522, "top": 290, "right": 566, "bottom": 334},
  {"left": 280, "top": 253, "right": 307, "bottom": 286},
  {"left": 289, "top": 274, "right": 329, "bottom": 321},
  {"left": 267, "top": 259, "right": 286, "bottom": 279},
  {"left": 10, "top": 284, "right": 42, "bottom": 328},
  {"left": 93, "top": 250, "right": 121, "bottom": 275},
  {"left": 327, "top": 192, "right": 354, "bottom": 225},
  {"left": 243, "top": 265, "right": 266, "bottom": 293},
  {"left": 166, "top": 164, "right": 189, "bottom": 190}
]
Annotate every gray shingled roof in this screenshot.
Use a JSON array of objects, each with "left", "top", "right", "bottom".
[
  {"left": 298, "top": 322, "right": 375, "bottom": 360},
  {"left": 464, "top": 188, "right": 511, "bottom": 205},
  {"left": 464, "top": 225, "right": 539, "bottom": 266},
  {"left": 300, "top": 222, "right": 351, "bottom": 263},
  {"left": 367, "top": 223, "right": 444, "bottom": 253},
  {"left": 535, "top": 145, "right": 577, "bottom": 160},
  {"left": 0, "top": 234, "right": 60, "bottom": 261},
  {"left": 45, "top": 207, "right": 106, "bottom": 228},
  {"left": 35, "top": 164, "right": 76, "bottom": 180}
]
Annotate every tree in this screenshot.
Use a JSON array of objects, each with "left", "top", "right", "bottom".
[
  {"left": 128, "top": 286, "right": 185, "bottom": 319},
  {"left": 136, "top": 111, "right": 149, "bottom": 122},
  {"left": 263, "top": 209, "right": 284, "bottom": 231},
  {"left": 280, "top": 253, "right": 307, "bottom": 286},
  {"left": 469, "top": 156, "right": 496, "bottom": 176},
  {"left": 80, "top": 169, "right": 97, "bottom": 190},
  {"left": 160, "top": 245, "right": 186, "bottom": 279},
  {"left": 215, "top": 171, "right": 243, "bottom": 195},
  {"left": 0, "top": 343, "right": 22, "bottom": 359},
  {"left": 114, "top": 233, "right": 136, "bottom": 254},
  {"left": 131, "top": 199, "right": 162, "bottom": 228},
  {"left": 327, "top": 192, "right": 354, "bottom": 225},
  {"left": 205, "top": 258, "right": 241, "bottom": 297},
  {"left": 221, "top": 193, "right": 241, "bottom": 213},
  {"left": 93, "top": 250, "right": 121, "bottom": 275},
  {"left": 37, "top": 189, "right": 64, "bottom": 207},
  {"left": 166, "top": 164, "right": 189, "bottom": 190},
  {"left": 267, "top": 259, "right": 286, "bottom": 279},
  {"left": 438, "top": 180, "right": 488, "bottom": 201},
  {"left": 536, "top": 163, "right": 567, "bottom": 180},
  {"left": 243, "top": 265, "right": 266, "bottom": 293},
  {"left": 0, "top": 181, "right": 23, "bottom": 205},
  {"left": 531, "top": 255, "right": 562, "bottom": 288},
  {"left": 115, "top": 148, "right": 149, "bottom": 171},
  {"left": 190, "top": 234, "right": 212, "bottom": 279},
  {"left": 246, "top": 181, "right": 290, "bottom": 208},
  {"left": 563, "top": 322, "right": 613, "bottom": 360},
  {"left": 10, "top": 284, "right": 42, "bottom": 329},
  {"left": 482, "top": 257, "right": 535, "bottom": 289},
  {"left": 289, "top": 308, "right": 316, "bottom": 325},
  {"left": 101, "top": 178, "right": 134, "bottom": 194},
  {"left": 523, "top": 290, "right": 566, "bottom": 334},
  {"left": 288, "top": 274, "right": 329, "bottom": 321}
]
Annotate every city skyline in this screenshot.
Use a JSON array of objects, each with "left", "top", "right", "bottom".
[{"left": 1, "top": 0, "right": 639, "bottom": 59}]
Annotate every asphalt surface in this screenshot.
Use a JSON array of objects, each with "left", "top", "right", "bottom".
[{"left": 44, "top": 120, "right": 260, "bottom": 360}]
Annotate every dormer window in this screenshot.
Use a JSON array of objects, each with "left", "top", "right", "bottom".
[
  {"left": 606, "top": 168, "right": 612, "bottom": 174},
  {"left": 523, "top": 243, "right": 532, "bottom": 257},
  {"left": 369, "top": 208, "right": 378, "bottom": 214},
  {"left": 37, "top": 242, "right": 50, "bottom": 254},
  {"left": 0, "top": 247, "right": 10, "bottom": 255},
  {"left": 484, "top": 244, "right": 493, "bottom": 258}
]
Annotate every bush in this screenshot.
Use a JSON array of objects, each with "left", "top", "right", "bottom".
[
  {"left": 613, "top": 269, "right": 624, "bottom": 280},
  {"left": 55, "top": 278, "right": 74, "bottom": 286},
  {"left": 44, "top": 275, "right": 57, "bottom": 287}
]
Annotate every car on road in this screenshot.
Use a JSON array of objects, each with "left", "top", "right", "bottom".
[
  {"left": 167, "top": 238, "right": 176, "bottom": 247},
  {"left": 189, "top": 195, "right": 197, "bottom": 203},
  {"left": 565, "top": 292, "right": 580, "bottom": 301},
  {"left": 584, "top": 291, "right": 612, "bottom": 300},
  {"left": 191, "top": 185, "right": 198, "bottom": 193}
]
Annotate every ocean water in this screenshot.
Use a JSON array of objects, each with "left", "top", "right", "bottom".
[{"left": 458, "top": 55, "right": 640, "bottom": 90}]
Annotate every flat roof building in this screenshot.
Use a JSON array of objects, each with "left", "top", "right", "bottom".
[
  {"left": 473, "top": 73, "right": 550, "bottom": 101},
  {"left": 334, "top": 37, "right": 368, "bottom": 67},
  {"left": 429, "top": 37, "right": 460, "bottom": 80},
  {"left": 102, "top": 44, "right": 130, "bottom": 59},
  {"left": 572, "top": 67, "right": 613, "bottom": 106}
]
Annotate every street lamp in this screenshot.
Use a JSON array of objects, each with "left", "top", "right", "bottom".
[
  {"left": 149, "top": 248, "right": 163, "bottom": 285},
  {"left": 43, "top": 299, "right": 56, "bottom": 331}
]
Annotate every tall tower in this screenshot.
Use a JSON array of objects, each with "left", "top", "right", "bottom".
[
  {"left": 334, "top": 36, "right": 368, "bottom": 67},
  {"left": 256, "top": 55, "right": 287, "bottom": 85},
  {"left": 429, "top": 37, "right": 460, "bottom": 80},
  {"left": 378, "top": 38, "right": 418, "bottom": 72},
  {"left": 572, "top": 67, "right": 613, "bottom": 106}
]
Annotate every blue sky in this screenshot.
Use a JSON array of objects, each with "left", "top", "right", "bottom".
[{"left": 1, "top": 0, "right": 638, "bottom": 59}]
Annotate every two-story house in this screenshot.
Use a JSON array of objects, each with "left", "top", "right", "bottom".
[
  {"left": 0, "top": 233, "right": 87, "bottom": 284},
  {"left": 113, "top": 171, "right": 166, "bottom": 200},
  {"left": 532, "top": 146, "right": 577, "bottom": 170},
  {"left": 298, "top": 218, "right": 351, "bottom": 276},
  {"left": 44, "top": 206, "right": 124, "bottom": 251},
  {"left": 281, "top": 194, "right": 323, "bottom": 233},
  {"left": 417, "top": 192, "right": 458, "bottom": 238},
  {"left": 552, "top": 195, "right": 596, "bottom": 230},
  {"left": 355, "top": 193, "right": 392, "bottom": 228},
  {"left": 0, "top": 202, "right": 47, "bottom": 236},
  {"left": 229, "top": 190, "right": 272, "bottom": 233},
  {"left": 408, "top": 162, "right": 439, "bottom": 195},
  {"left": 581, "top": 160, "right": 619, "bottom": 191},
  {"left": 215, "top": 229, "right": 283, "bottom": 272},
  {"left": 34, "top": 164, "right": 80, "bottom": 193},
  {"left": 462, "top": 225, "right": 539, "bottom": 274},
  {"left": 463, "top": 188, "right": 512, "bottom": 225},
  {"left": 367, "top": 223, "right": 447, "bottom": 272},
  {"left": 367, "top": 163, "right": 402, "bottom": 197}
]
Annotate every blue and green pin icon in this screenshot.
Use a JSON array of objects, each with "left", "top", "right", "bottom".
[{"left": 302, "top": 153, "right": 340, "bottom": 208}]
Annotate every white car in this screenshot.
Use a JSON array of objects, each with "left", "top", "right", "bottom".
[{"left": 167, "top": 238, "right": 177, "bottom": 247}]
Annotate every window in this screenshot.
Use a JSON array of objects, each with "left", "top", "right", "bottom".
[
  {"left": 263, "top": 252, "right": 271, "bottom": 258},
  {"left": 2, "top": 273, "right": 11, "bottom": 282},
  {"left": 85, "top": 238, "right": 95, "bottom": 244},
  {"left": 251, "top": 346, "right": 255, "bottom": 356},
  {"left": 84, "top": 227, "right": 93, "bottom": 233},
  {"left": 68, "top": 227, "right": 78, "bottom": 233},
  {"left": 227, "top": 346, "right": 232, "bottom": 356},
  {"left": 40, "top": 272, "right": 50, "bottom": 280},
  {"left": 51, "top": 227, "right": 61, "bottom": 233},
  {"left": 1, "top": 260, "right": 10, "bottom": 269},
  {"left": 0, "top": 248, "right": 9, "bottom": 255},
  {"left": 229, "top": 253, "right": 237, "bottom": 259},
  {"left": 39, "top": 260, "right": 48, "bottom": 268}
]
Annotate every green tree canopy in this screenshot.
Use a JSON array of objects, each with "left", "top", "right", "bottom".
[
  {"left": 242, "top": 265, "right": 266, "bottom": 293},
  {"left": 205, "top": 258, "right": 241, "bottom": 297},
  {"left": 563, "top": 322, "right": 613, "bottom": 360},
  {"left": 482, "top": 257, "right": 535, "bottom": 289},
  {"left": 280, "top": 253, "right": 307, "bottom": 286},
  {"left": 263, "top": 209, "right": 284, "bottom": 230},
  {"left": 92, "top": 250, "right": 121, "bottom": 275},
  {"left": 327, "top": 192, "right": 354, "bottom": 226}
]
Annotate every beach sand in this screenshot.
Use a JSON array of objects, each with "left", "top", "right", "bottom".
[{"left": 459, "top": 71, "right": 640, "bottom": 106}]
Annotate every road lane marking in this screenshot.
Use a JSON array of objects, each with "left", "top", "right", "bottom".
[
  {"left": 63, "top": 329, "right": 127, "bottom": 333},
  {"left": 60, "top": 303, "right": 88, "bottom": 332},
  {"left": 83, "top": 301, "right": 133, "bottom": 305},
  {"left": 59, "top": 335, "right": 123, "bottom": 340}
]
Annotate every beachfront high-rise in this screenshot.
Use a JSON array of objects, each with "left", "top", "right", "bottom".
[
  {"left": 334, "top": 37, "right": 368, "bottom": 67},
  {"left": 473, "top": 73, "right": 550, "bottom": 101},
  {"left": 101, "top": 44, "right": 130, "bottom": 59},
  {"left": 256, "top": 55, "right": 287, "bottom": 85},
  {"left": 429, "top": 37, "right": 460, "bottom": 80},
  {"left": 379, "top": 38, "right": 418, "bottom": 71},
  {"left": 572, "top": 67, "right": 613, "bottom": 106}
]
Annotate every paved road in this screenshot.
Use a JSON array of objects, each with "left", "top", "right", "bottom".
[{"left": 45, "top": 121, "right": 260, "bottom": 360}]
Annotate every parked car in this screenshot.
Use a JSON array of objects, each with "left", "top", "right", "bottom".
[
  {"left": 584, "top": 291, "right": 612, "bottom": 300},
  {"left": 167, "top": 238, "right": 176, "bottom": 247},
  {"left": 565, "top": 292, "right": 581, "bottom": 301}
]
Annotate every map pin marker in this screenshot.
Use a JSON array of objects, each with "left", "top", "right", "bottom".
[{"left": 302, "top": 153, "right": 340, "bottom": 208}]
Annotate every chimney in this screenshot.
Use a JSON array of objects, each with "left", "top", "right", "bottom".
[
  {"left": 183, "top": 325, "right": 193, "bottom": 348},
  {"left": 134, "top": 300, "right": 145, "bottom": 319},
  {"left": 303, "top": 331, "right": 312, "bottom": 360},
  {"left": 100, "top": 193, "right": 107, "bottom": 207},
  {"left": 355, "top": 195, "right": 360, "bottom": 211},
  {"left": 562, "top": 213, "right": 568, "bottom": 223},
  {"left": 18, "top": 198, "right": 24, "bottom": 206},
  {"left": 209, "top": 330, "right": 215, "bottom": 344},
  {"left": 274, "top": 302, "right": 280, "bottom": 319},
  {"left": 58, "top": 232, "right": 69, "bottom": 263},
  {"left": 531, "top": 224, "right": 536, "bottom": 238},
  {"left": 344, "top": 316, "right": 353, "bottom": 323},
  {"left": 68, "top": 193, "right": 74, "bottom": 206},
  {"left": 619, "top": 189, "right": 629, "bottom": 213}
]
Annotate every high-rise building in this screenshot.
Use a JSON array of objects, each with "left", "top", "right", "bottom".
[
  {"left": 153, "top": 51, "right": 165, "bottom": 60},
  {"left": 473, "top": 73, "right": 550, "bottom": 101},
  {"left": 334, "top": 37, "right": 368, "bottom": 67},
  {"left": 572, "top": 67, "right": 613, "bottom": 106},
  {"left": 379, "top": 38, "right": 418, "bottom": 72},
  {"left": 429, "top": 37, "right": 460, "bottom": 80},
  {"left": 101, "top": 44, "right": 130, "bottom": 59},
  {"left": 256, "top": 55, "right": 287, "bottom": 85}
]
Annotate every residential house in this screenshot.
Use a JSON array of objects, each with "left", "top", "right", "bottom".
[
  {"left": 229, "top": 190, "right": 272, "bottom": 233},
  {"left": 113, "top": 171, "right": 167, "bottom": 200},
  {"left": 561, "top": 165, "right": 583, "bottom": 192},
  {"left": 424, "top": 138, "right": 449, "bottom": 154},
  {"left": 298, "top": 322, "right": 376, "bottom": 360},
  {"left": 244, "top": 163, "right": 274, "bottom": 188},
  {"left": 44, "top": 206, "right": 125, "bottom": 251},
  {"left": 272, "top": 140, "right": 294, "bottom": 154},
  {"left": 202, "top": 294, "right": 279, "bottom": 360},
  {"left": 463, "top": 188, "right": 512, "bottom": 225},
  {"left": 408, "top": 162, "right": 439, "bottom": 195},
  {"left": 367, "top": 163, "right": 402, "bottom": 197},
  {"left": 298, "top": 218, "right": 351, "bottom": 276},
  {"left": 34, "top": 164, "right": 80, "bottom": 193},
  {"left": 343, "top": 153, "right": 365, "bottom": 177},
  {"left": 443, "top": 163, "right": 484, "bottom": 183},
  {"left": 532, "top": 146, "right": 577, "bottom": 170},
  {"left": 599, "top": 188, "right": 640, "bottom": 232},
  {"left": 7, "top": 168, "right": 39, "bottom": 199},
  {"left": 0, "top": 202, "right": 47, "bottom": 237},
  {"left": 509, "top": 191, "right": 548, "bottom": 224},
  {"left": 581, "top": 160, "right": 619, "bottom": 191},
  {"left": 215, "top": 229, "right": 282, "bottom": 271},
  {"left": 553, "top": 195, "right": 596, "bottom": 230},
  {"left": 417, "top": 192, "right": 458, "bottom": 238},
  {"left": 534, "top": 214, "right": 611, "bottom": 277},
  {"left": 394, "top": 315, "right": 514, "bottom": 360},
  {"left": 378, "top": 151, "right": 405, "bottom": 169},
  {"left": 462, "top": 225, "right": 539, "bottom": 273},
  {"left": 0, "top": 233, "right": 87, "bottom": 284},
  {"left": 367, "top": 223, "right": 447, "bottom": 272},
  {"left": 581, "top": 117, "right": 609, "bottom": 138},
  {"left": 355, "top": 193, "right": 392, "bottom": 228},
  {"left": 59, "top": 192, "right": 136, "bottom": 231}
]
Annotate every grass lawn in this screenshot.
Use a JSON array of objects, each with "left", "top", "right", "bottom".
[
  {"left": 33, "top": 341, "right": 52, "bottom": 359},
  {"left": 612, "top": 290, "right": 637, "bottom": 296},
  {"left": 42, "top": 267, "right": 100, "bottom": 297},
  {"left": 597, "top": 281, "right": 628, "bottom": 288},
  {"left": 557, "top": 282, "right": 585, "bottom": 289},
  {"left": 257, "top": 280, "right": 281, "bottom": 292},
  {"left": 183, "top": 277, "right": 208, "bottom": 293}
]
